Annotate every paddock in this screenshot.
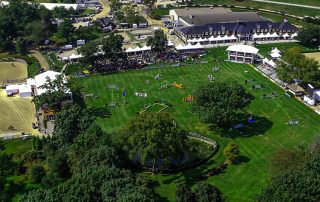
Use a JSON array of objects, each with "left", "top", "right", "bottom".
[
  {"left": 304, "top": 52, "right": 320, "bottom": 63},
  {"left": 0, "top": 62, "right": 27, "bottom": 84},
  {"left": 0, "top": 90, "right": 38, "bottom": 135}
]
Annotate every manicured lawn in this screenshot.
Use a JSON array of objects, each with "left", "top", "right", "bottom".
[
  {"left": 255, "top": 42, "right": 318, "bottom": 57},
  {"left": 192, "top": 0, "right": 320, "bottom": 17},
  {"left": 0, "top": 62, "right": 27, "bottom": 83},
  {"left": 72, "top": 47, "right": 320, "bottom": 201}
]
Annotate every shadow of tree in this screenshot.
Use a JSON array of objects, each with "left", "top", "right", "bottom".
[
  {"left": 233, "top": 155, "right": 251, "bottom": 165},
  {"left": 222, "top": 115, "right": 273, "bottom": 138}
]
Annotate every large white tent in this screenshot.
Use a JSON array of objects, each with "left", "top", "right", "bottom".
[
  {"left": 19, "top": 84, "right": 32, "bottom": 97},
  {"left": 227, "top": 44, "right": 259, "bottom": 54},
  {"left": 33, "top": 71, "right": 68, "bottom": 96}
]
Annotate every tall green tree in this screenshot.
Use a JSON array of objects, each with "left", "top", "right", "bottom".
[
  {"left": 223, "top": 143, "right": 240, "bottom": 164},
  {"left": 102, "top": 32, "right": 124, "bottom": 66},
  {"left": 193, "top": 82, "right": 252, "bottom": 130},
  {"left": 32, "top": 75, "right": 69, "bottom": 110},
  {"left": 120, "top": 112, "right": 188, "bottom": 174},
  {"left": 57, "top": 18, "right": 75, "bottom": 42},
  {"left": 29, "top": 164, "right": 46, "bottom": 183},
  {"left": 52, "top": 105, "right": 95, "bottom": 147},
  {"left": 147, "top": 29, "right": 168, "bottom": 55},
  {"left": 194, "top": 182, "right": 223, "bottom": 202},
  {"left": 78, "top": 40, "right": 101, "bottom": 67},
  {"left": 176, "top": 182, "right": 195, "bottom": 202}
]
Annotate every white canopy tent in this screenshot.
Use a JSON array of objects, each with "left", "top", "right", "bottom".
[
  {"left": 227, "top": 45, "right": 259, "bottom": 55},
  {"left": 167, "top": 40, "right": 174, "bottom": 47},
  {"left": 291, "top": 32, "right": 298, "bottom": 39},
  {"left": 282, "top": 33, "right": 290, "bottom": 38}
]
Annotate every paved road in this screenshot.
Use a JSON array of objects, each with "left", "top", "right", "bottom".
[{"left": 250, "top": 0, "right": 320, "bottom": 10}]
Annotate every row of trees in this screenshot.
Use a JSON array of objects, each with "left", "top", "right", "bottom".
[
  {"left": 276, "top": 47, "right": 320, "bottom": 87},
  {"left": 110, "top": 0, "right": 147, "bottom": 25}
]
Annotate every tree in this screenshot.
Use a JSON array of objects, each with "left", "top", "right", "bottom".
[
  {"left": 193, "top": 82, "right": 252, "bottom": 130},
  {"left": 52, "top": 105, "right": 95, "bottom": 147},
  {"left": 15, "top": 37, "right": 28, "bottom": 54},
  {"left": 176, "top": 182, "right": 195, "bottom": 202},
  {"left": 57, "top": 18, "right": 75, "bottom": 42},
  {"left": 34, "top": 136, "right": 43, "bottom": 150},
  {"left": 256, "top": 154, "right": 320, "bottom": 202},
  {"left": 29, "top": 164, "right": 46, "bottom": 183},
  {"left": 101, "top": 32, "right": 125, "bottom": 66},
  {"left": 256, "top": 137, "right": 320, "bottom": 201},
  {"left": 120, "top": 112, "right": 188, "bottom": 174},
  {"left": 297, "top": 25, "right": 320, "bottom": 46},
  {"left": 194, "top": 182, "right": 223, "bottom": 202},
  {"left": 276, "top": 47, "right": 320, "bottom": 87},
  {"left": 147, "top": 29, "right": 168, "bottom": 55},
  {"left": 0, "top": 153, "right": 15, "bottom": 176},
  {"left": 0, "top": 140, "right": 5, "bottom": 151},
  {"left": 25, "top": 20, "right": 53, "bottom": 45},
  {"left": 78, "top": 40, "right": 101, "bottom": 67},
  {"left": 223, "top": 143, "right": 240, "bottom": 164},
  {"left": 32, "top": 75, "right": 69, "bottom": 110}
]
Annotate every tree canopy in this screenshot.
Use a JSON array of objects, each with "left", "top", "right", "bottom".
[
  {"left": 256, "top": 138, "right": 320, "bottom": 201},
  {"left": 297, "top": 25, "right": 320, "bottom": 46},
  {"left": 147, "top": 29, "right": 168, "bottom": 55},
  {"left": 276, "top": 47, "right": 320, "bottom": 87},
  {"left": 33, "top": 75, "right": 69, "bottom": 110},
  {"left": 176, "top": 182, "right": 223, "bottom": 202},
  {"left": 0, "top": 0, "right": 54, "bottom": 51},
  {"left": 193, "top": 82, "right": 252, "bottom": 130},
  {"left": 119, "top": 112, "right": 188, "bottom": 173},
  {"left": 223, "top": 143, "right": 240, "bottom": 164}
]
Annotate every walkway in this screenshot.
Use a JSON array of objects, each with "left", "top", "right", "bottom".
[
  {"left": 250, "top": 0, "right": 320, "bottom": 10},
  {"left": 32, "top": 51, "right": 49, "bottom": 71}
]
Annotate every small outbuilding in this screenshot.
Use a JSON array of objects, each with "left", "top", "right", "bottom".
[{"left": 5, "top": 85, "right": 19, "bottom": 95}]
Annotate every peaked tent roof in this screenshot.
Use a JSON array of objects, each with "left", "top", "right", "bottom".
[{"left": 227, "top": 45, "right": 259, "bottom": 54}]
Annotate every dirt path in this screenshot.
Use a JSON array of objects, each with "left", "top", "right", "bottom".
[{"left": 32, "top": 51, "right": 49, "bottom": 71}]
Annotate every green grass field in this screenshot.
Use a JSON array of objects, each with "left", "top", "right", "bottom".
[
  {"left": 72, "top": 45, "right": 320, "bottom": 201},
  {"left": 192, "top": 0, "right": 320, "bottom": 17},
  {"left": 255, "top": 42, "right": 318, "bottom": 57},
  {"left": 0, "top": 62, "right": 27, "bottom": 84}
]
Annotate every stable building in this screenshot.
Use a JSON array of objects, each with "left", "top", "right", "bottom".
[
  {"left": 227, "top": 45, "right": 259, "bottom": 63},
  {"left": 170, "top": 8, "right": 298, "bottom": 44}
]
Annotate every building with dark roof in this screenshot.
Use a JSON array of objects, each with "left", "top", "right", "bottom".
[{"left": 169, "top": 8, "right": 299, "bottom": 43}]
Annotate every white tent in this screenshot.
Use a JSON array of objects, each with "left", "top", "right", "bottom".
[
  {"left": 167, "top": 40, "right": 174, "bottom": 47},
  {"left": 198, "top": 37, "right": 208, "bottom": 42},
  {"left": 228, "top": 35, "right": 238, "bottom": 40},
  {"left": 125, "top": 47, "right": 134, "bottom": 53},
  {"left": 282, "top": 33, "right": 290, "bottom": 38},
  {"left": 193, "top": 42, "right": 204, "bottom": 49},
  {"left": 140, "top": 45, "right": 151, "bottom": 51},
  {"left": 69, "top": 53, "right": 83, "bottom": 60},
  {"left": 222, "top": 35, "right": 230, "bottom": 40},
  {"left": 227, "top": 45, "right": 259, "bottom": 54},
  {"left": 270, "top": 52, "right": 281, "bottom": 59},
  {"left": 270, "top": 32, "right": 279, "bottom": 38},
  {"left": 208, "top": 35, "right": 216, "bottom": 42},
  {"left": 291, "top": 32, "right": 298, "bottom": 39},
  {"left": 263, "top": 58, "right": 276, "bottom": 68},
  {"left": 271, "top": 47, "right": 280, "bottom": 54},
  {"left": 215, "top": 35, "right": 223, "bottom": 41},
  {"left": 34, "top": 71, "right": 68, "bottom": 96},
  {"left": 175, "top": 44, "right": 185, "bottom": 50},
  {"left": 264, "top": 32, "right": 272, "bottom": 38},
  {"left": 19, "top": 84, "right": 32, "bottom": 97}
]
